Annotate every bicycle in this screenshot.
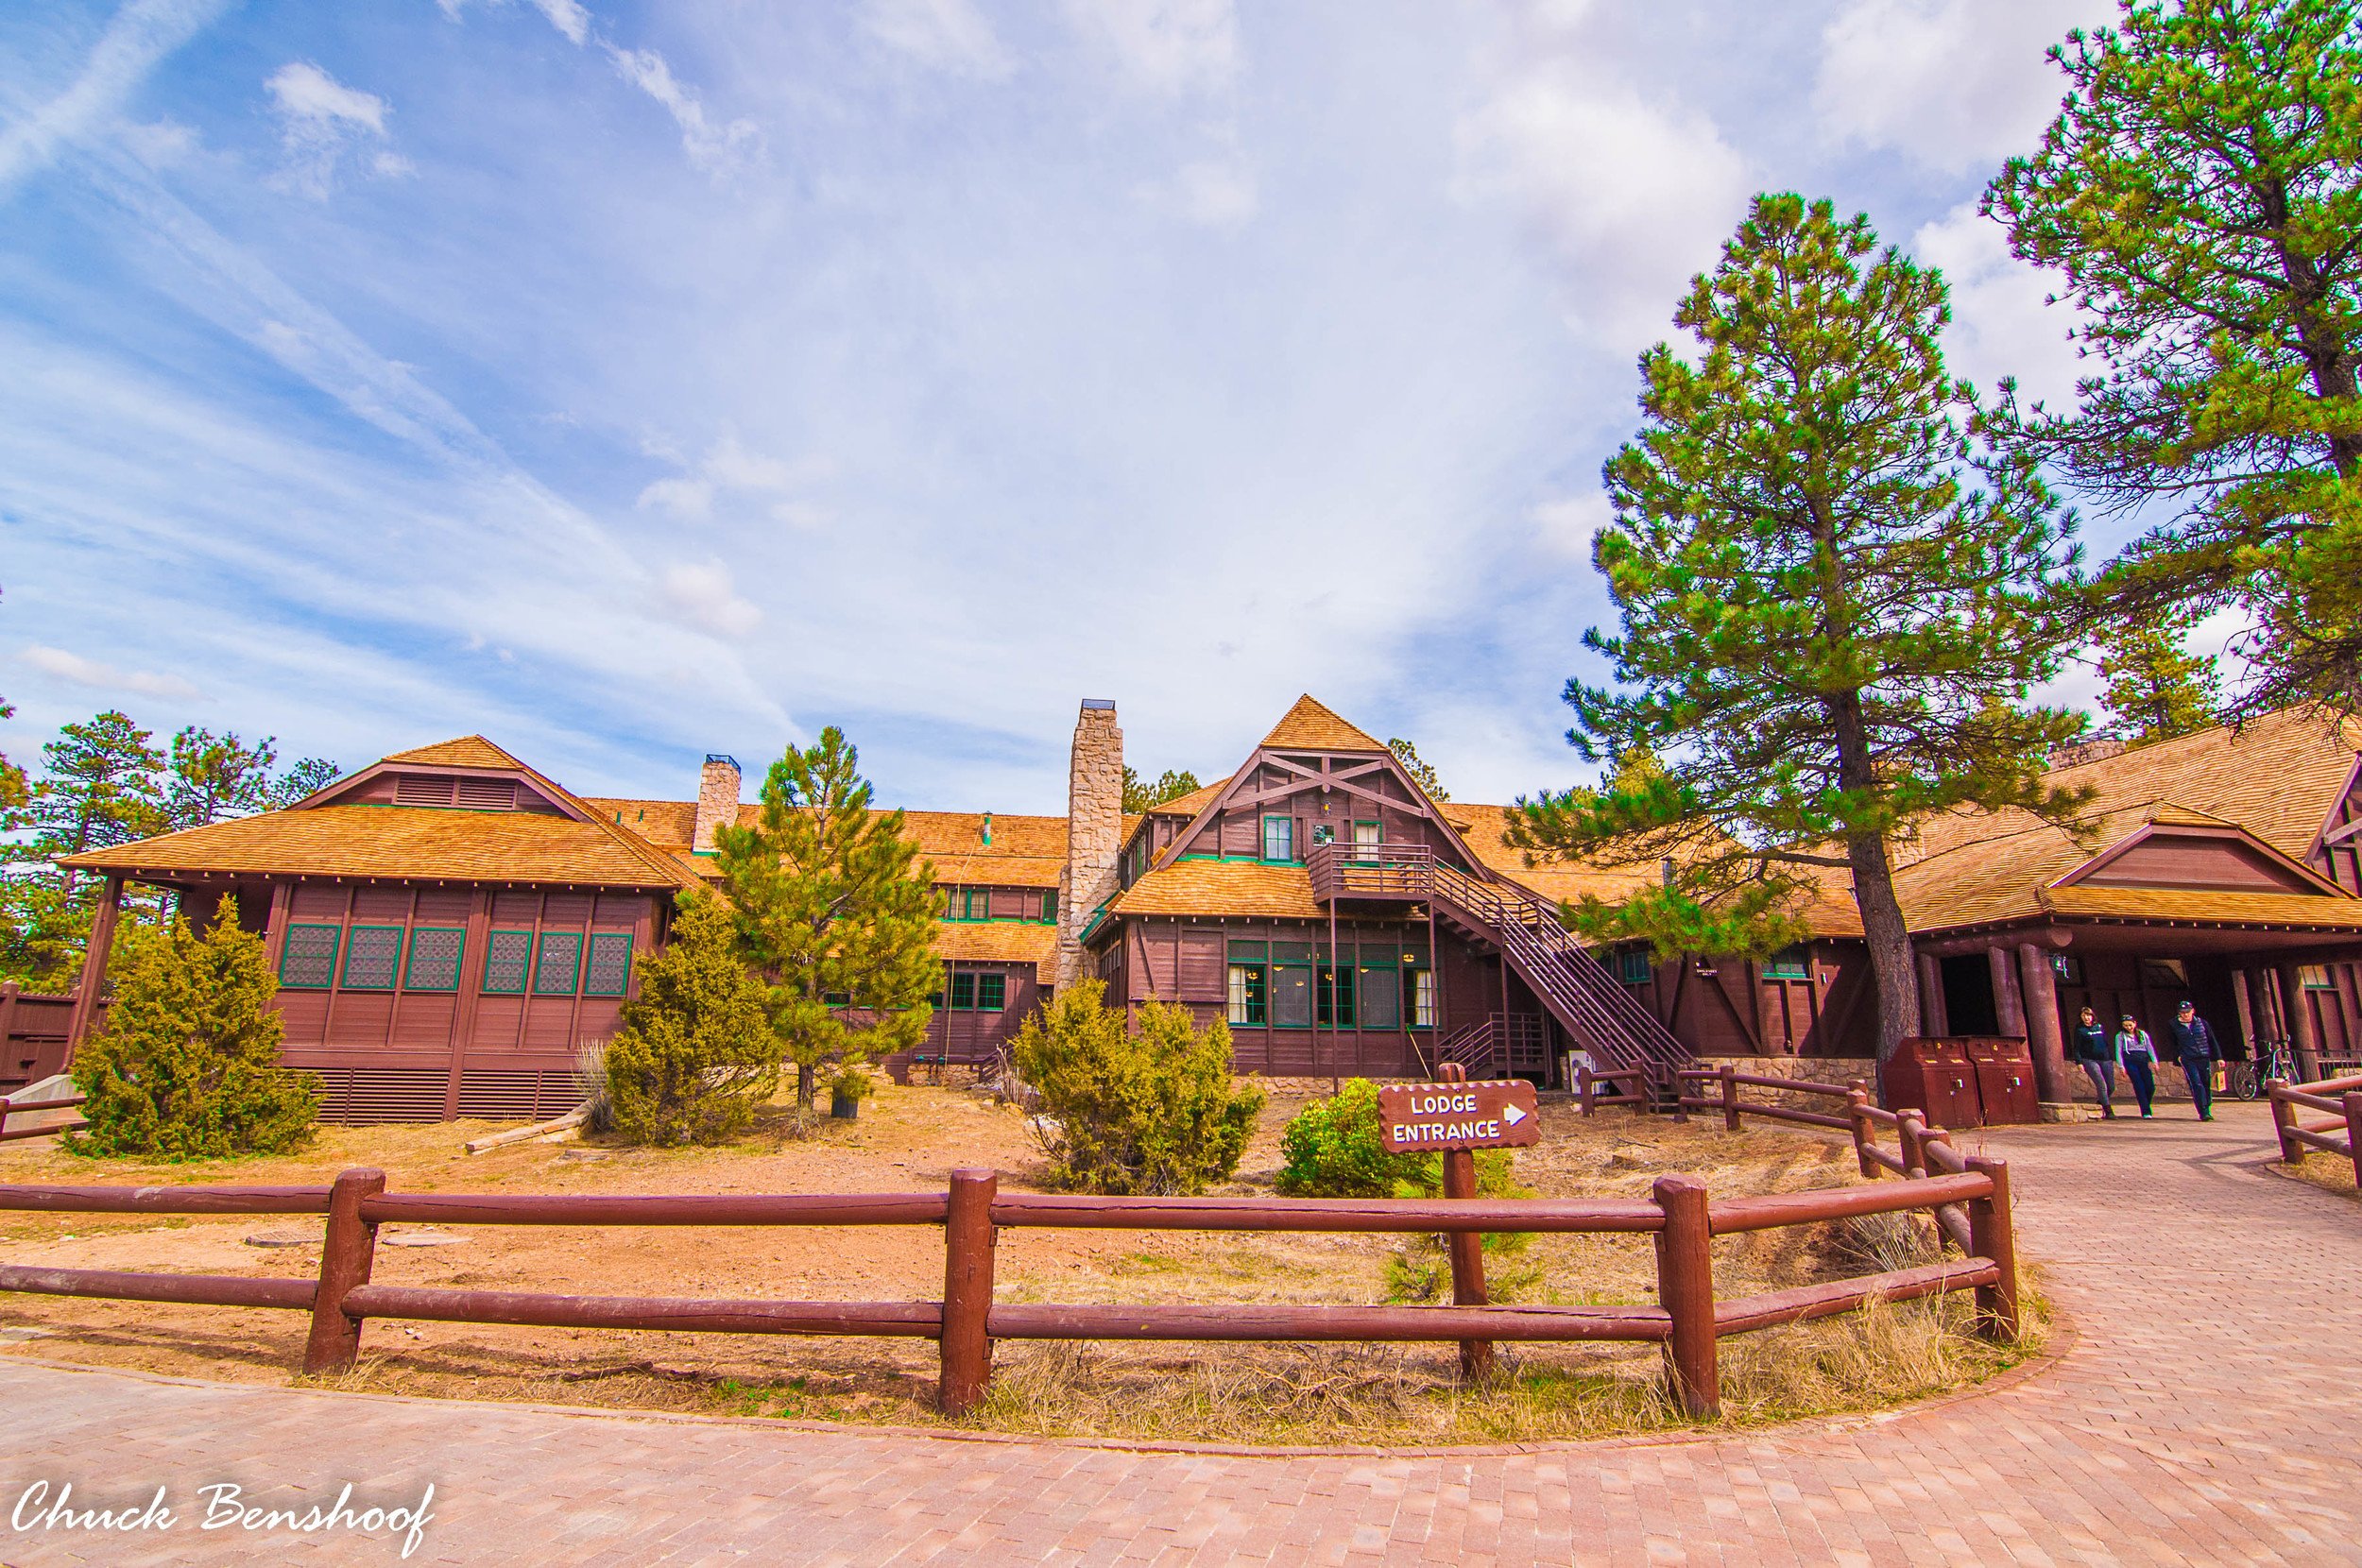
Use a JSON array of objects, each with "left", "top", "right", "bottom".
[{"left": 2232, "top": 1039, "right": 2294, "bottom": 1099}]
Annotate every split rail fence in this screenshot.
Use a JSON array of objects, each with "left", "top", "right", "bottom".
[
  {"left": 0, "top": 1092, "right": 87, "bottom": 1145},
  {"left": 0, "top": 1082, "right": 2019, "bottom": 1419},
  {"left": 2268, "top": 1070, "right": 2362, "bottom": 1189}
]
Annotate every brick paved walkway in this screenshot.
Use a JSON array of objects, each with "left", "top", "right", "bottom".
[{"left": 3, "top": 1103, "right": 2356, "bottom": 1566}]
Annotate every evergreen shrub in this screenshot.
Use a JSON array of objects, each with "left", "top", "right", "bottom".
[
  {"left": 1009, "top": 980, "right": 1264, "bottom": 1195},
  {"left": 1275, "top": 1077, "right": 1515, "bottom": 1199},
  {"left": 70, "top": 896, "right": 319, "bottom": 1159},
  {"left": 605, "top": 895, "right": 779, "bottom": 1145}
]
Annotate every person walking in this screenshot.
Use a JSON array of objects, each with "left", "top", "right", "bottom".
[
  {"left": 2168, "top": 999, "right": 2221, "bottom": 1121},
  {"left": 2071, "top": 1005, "right": 2116, "bottom": 1118},
  {"left": 2115, "top": 1014, "right": 2158, "bottom": 1118}
]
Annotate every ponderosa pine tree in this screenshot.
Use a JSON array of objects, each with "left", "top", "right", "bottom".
[
  {"left": 604, "top": 894, "right": 778, "bottom": 1144},
  {"left": 714, "top": 727, "right": 941, "bottom": 1114},
  {"left": 1386, "top": 739, "right": 1449, "bottom": 802},
  {"left": 1986, "top": 0, "right": 2362, "bottom": 719},
  {"left": 1508, "top": 195, "right": 2094, "bottom": 1063},
  {"left": 1121, "top": 766, "right": 1202, "bottom": 813},
  {"left": 70, "top": 896, "right": 319, "bottom": 1158},
  {"left": 1, "top": 712, "right": 166, "bottom": 984},
  {"left": 2098, "top": 613, "right": 2223, "bottom": 742}
]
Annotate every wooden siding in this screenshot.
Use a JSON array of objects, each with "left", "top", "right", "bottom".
[{"left": 2080, "top": 834, "right": 2321, "bottom": 893}]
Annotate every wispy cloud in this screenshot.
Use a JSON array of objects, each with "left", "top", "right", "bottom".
[
  {"left": 1062, "top": 0, "right": 1239, "bottom": 96},
  {"left": 21, "top": 644, "right": 206, "bottom": 702},
  {"left": 862, "top": 0, "right": 1015, "bottom": 79},
  {"left": 605, "top": 45, "right": 763, "bottom": 178},
  {"left": 0, "top": 0, "right": 228, "bottom": 196},
  {"left": 265, "top": 61, "right": 409, "bottom": 197}
]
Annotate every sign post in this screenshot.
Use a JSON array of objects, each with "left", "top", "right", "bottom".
[{"left": 1378, "top": 1064, "right": 1541, "bottom": 1379}]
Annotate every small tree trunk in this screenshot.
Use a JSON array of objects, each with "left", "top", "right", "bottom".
[{"left": 796, "top": 1060, "right": 817, "bottom": 1113}]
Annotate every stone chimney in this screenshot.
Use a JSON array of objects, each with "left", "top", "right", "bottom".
[
  {"left": 1055, "top": 700, "right": 1122, "bottom": 989},
  {"left": 693, "top": 754, "right": 741, "bottom": 852}
]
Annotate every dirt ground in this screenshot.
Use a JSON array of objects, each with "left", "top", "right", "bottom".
[{"left": 0, "top": 1083, "right": 2038, "bottom": 1445}]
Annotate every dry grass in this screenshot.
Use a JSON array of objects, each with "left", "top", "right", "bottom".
[
  {"left": 0, "top": 1089, "right": 2045, "bottom": 1445},
  {"left": 2275, "top": 1155, "right": 2360, "bottom": 1201}
]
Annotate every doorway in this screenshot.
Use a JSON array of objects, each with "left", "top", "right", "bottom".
[{"left": 1939, "top": 954, "right": 2000, "bottom": 1036}]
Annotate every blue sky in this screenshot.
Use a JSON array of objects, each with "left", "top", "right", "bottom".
[{"left": 0, "top": 0, "right": 2128, "bottom": 812}]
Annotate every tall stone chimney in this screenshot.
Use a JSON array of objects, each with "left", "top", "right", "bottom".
[
  {"left": 1056, "top": 700, "right": 1122, "bottom": 989},
  {"left": 693, "top": 754, "right": 742, "bottom": 852}
]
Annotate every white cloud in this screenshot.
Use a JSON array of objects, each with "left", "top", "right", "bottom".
[
  {"left": 21, "top": 644, "right": 207, "bottom": 702},
  {"left": 1062, "top": 0, "right": 1239, "bottom": 96},
  {"left": 659, "top": 562, "right": 762, "bottom": 637},
  {"left": 607, "top": 45, "right": 763, "bottom": 178},
  {"left": 1813, "top": 0, "right": 2110, "bottom": 176},
  {"left": 1911, "top": 198, "right": 2084, "bottom": 409},
  {"left": 862, "top": 0, "right": 1015, "bottom": 79},
  {"left": 265, "top": 61, "right": 402, "bottom": 198},
  {"left": 1532, "top": 494, "right": 1611, "bottom": 559},
  {"left": 1457, "top": 56, "right": 1751, "bottom": 351},
  {"left": 0, "top": 0, "right": 228, "bottom": 196},
  {"left": 436, "top": 0, "right": 590, "bottom": 46},
  {"left": 1169, "top": 156, "right": 1257, "bottom": 228},
  {"left": 638, "top": 432, "right": 823, "bottom": 521}
]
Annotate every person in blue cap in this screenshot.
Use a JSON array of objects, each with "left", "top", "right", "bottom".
[{"left": 2167, "top": 999, "right": 2221, "bottom": 1121}]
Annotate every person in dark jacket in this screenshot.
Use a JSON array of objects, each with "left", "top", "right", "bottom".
[
  {"left": 2168, "top": 1000, "right": 2220, "bottom": 1121},
  {"left": 2071, "top": 1005, "right": 2116, "bottom": 1118},
  {"left": 2115, "top": 1014, "right": 2158, "bottom": 1118}
]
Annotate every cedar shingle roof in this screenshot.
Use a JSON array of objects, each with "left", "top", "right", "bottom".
[
  {"left": 1260, "top": 695, "right": 1385, "bottom": 754},
  {"left": 61, "top": 806, "right": 693, "bottom": 889},
  {"left": 383, "top": 736, "right": 525, "bottom": 771},
  {"left": 1108, "top": 860, "right": 1328, "bottom": 920},
  {"left": 2038, "top": 886, "right": 2362, "bottom": 927},
  {"left": 933, "top": 920, "right": 1060, "bottom": 983}
]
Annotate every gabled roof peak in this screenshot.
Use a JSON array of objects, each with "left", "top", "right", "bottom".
[
  {"left": 1259, "top": 695, "right": 1384, "bottom": 754},
  {"left": 383, "top": 736, "right": 527, "bottom": 771}
]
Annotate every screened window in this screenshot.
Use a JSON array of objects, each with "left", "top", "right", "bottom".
[
  {"left": 1271, "top": 963, "right": 1313, "bottom": 1028},
  {"left": 1316, "top": 963, "right": 1355, "bottom": 1028},
  {"left": 1410, "top": 968, "right": 1436, "bottom": 1029},
  {"left": 279, "top": 924, "right": 342, "bottom": 990},
  {"left": 1762, "top": 946, "right": 1810, "bottom": 980},
  {"left": 1358, "top": 964, "right": 1400, "bottom": 1029},
  {"left": 1226, "top": 963, "right": 1268, "bottom": 1026},
  {"left": 583, "top": 932, "right": 634, "bottom": 997},
  {"left": 1617, "top": 949, "right": 1652, "bottom": 985},
  {"left": 403, "top": 928, "right": 467, "bottom": 992},
  {"left": 482, "top": 929, "right": 534, "bottom": 995},
  {"left": 1261, "top": 815, "right": 1294, "bottom": 862},
  {"left": 341, "top": 926, "right": 404, "bottom": 991},
  {"left": 532, "top": 930, "right": 583, "bottom": 996}
]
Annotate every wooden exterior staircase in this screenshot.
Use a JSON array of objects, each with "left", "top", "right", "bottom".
[{"left": 1310, "top": 844, "right": 1694, "bottom": 1099}]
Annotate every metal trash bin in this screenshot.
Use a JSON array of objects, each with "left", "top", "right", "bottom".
[
  {"left": 1963, "top": 1036, "right": 2040, "bottom": 1125},
  {"left": 1878, "top": 1038, "right": 1983, "bottom": 1130}
]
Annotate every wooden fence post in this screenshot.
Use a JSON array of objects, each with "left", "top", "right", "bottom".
[
  {"left": 938, "top": 1167, "right": 998, "bottom": 1415},
  {"left": 1578, "top": 1064, "right": 1594, "bottom": 1117},
  {"left": 303, "top": 1167, "right": 386, "bottom": 1375},
  {"left": 1433, "top": 1062, "right": 1493, "bottom": 1379},
  {"left": 1720, "top": 1063, "right": 1740, "bottom": 1132},
  {"left": 1963, "top": 1154, "right": 2020, "bottom": 1341},
  {"left": 2269, "top": 1083, "right": 2302, "bottom": 1165},
  {"left": 1846, "top": 1083, "right": 1876, "bottom": 1178},
  {"left": 1652, "top": 1173, "right": 1718, "bottom": 1418},
  {"left": 2345, "top": 1094, "right": 2362, "bottom": 1189},
  {"left": 1898, "top": 1111, "right": 1927, "bottom": 1180}
]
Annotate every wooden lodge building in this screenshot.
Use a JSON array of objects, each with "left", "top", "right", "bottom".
[{"left": 19, "top": 695, "right": 2362, "bottom": 1123}]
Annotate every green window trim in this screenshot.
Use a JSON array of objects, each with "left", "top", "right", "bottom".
[
  {"left": 482, "top": 929, "right": 534, "bottom": 995},
  {"left": 533, "top": 930, "right": 584, "bottom": 996},
  {"left": 402, "top": 928, "right": 468, "bottom": 993},
  {"left": 279, "top": 923, "right": 342, "bottom": 990},
  {"left": 946, "top": 972, "right": 1009, "bottom": 1011},
  {"left": 583, "top": 931, "right": 635, "bottom": 997},
  {"left": 340, "top": 925, "right": 405, "bottom": 991},
  {"left": 1617, "top": 949, "right": 1652, "bottom": 985},
  {"left": 1226, "top": 962, "right": 1268, "bottom": 1027},
  {"left": 1761, "top": 946, "right": 1811, "bottom": 980},
  {"left": 1260, "top": 814, "right": 1295, "bottom": 863}
]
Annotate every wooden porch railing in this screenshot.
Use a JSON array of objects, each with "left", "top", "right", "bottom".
[
  {"left": 2268, "top": 1071, "right": 2362, "bottom": 1191},
  {"left": 0, "top": 982, "right": 77, "bottom": 1093},
  {"left": 0, "top": 1138, "right": 2018, "bottom": 1420}
]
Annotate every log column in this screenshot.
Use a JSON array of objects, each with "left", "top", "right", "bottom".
[
  {"left": 1989, "top": 946, "right": 2027, "bottom": 1038},
  {"left": 1916, "top": 951, "right": 1948, "bottom": 1036},
  {"left": 64, "top": 874, "right": 125, "bottom": 1055},
  {"left": 2015, "top": 943, "right": 2070, "bottom": 1104},
  {"left": 2276, "top": 962, "right": 2323, "bottom": 1082}
]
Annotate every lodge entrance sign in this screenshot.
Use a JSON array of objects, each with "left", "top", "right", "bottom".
[{"left": 1378, "top": 1077, "right": 1541, "bottom": 1152}]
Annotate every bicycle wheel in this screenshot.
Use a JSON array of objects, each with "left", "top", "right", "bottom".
[{"left": 2232, "top": 1063, "right": 2260, "bottom": 1100}]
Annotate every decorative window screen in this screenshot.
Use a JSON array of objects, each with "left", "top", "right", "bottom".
[
  {"left": 340, "top": 926, "right": 404, "bottom": 990},
  {"left": 482, "top": 929, "right": 534, "bottom": 994},
  {"left": 279, "top": 924, "right": 342, "bottom": 989},
  {"left": 583, "top": 932, "right": 634, "bottom": 997},
  {"left": 403, "top": 928, "right": 467, "bottom": 992},
  {"left": 533, "top": 931, "right": 584, "bottom": 995},
  {"left": 975, "top": 973, "right": 1007, "bottom": 1012}
]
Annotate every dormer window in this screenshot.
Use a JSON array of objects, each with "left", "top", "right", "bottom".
[{"left": 1261, "top": 815, "right": 1294, "bottom": 862}]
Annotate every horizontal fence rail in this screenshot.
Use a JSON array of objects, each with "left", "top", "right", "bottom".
[
  {"left": 0, "top": 1091, "right": 2022, "bottom": 1419},
  {"left": 2268, "top": 1071, "right": 2362, "bottom": 1191},
  {"left": 0, "top": 1093, "right": 90, "bottom": 1145}
]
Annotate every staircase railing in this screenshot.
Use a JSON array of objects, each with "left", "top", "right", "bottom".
[{"left": 1306, "top": 843, "right": 1695, "bottom": 1097}]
